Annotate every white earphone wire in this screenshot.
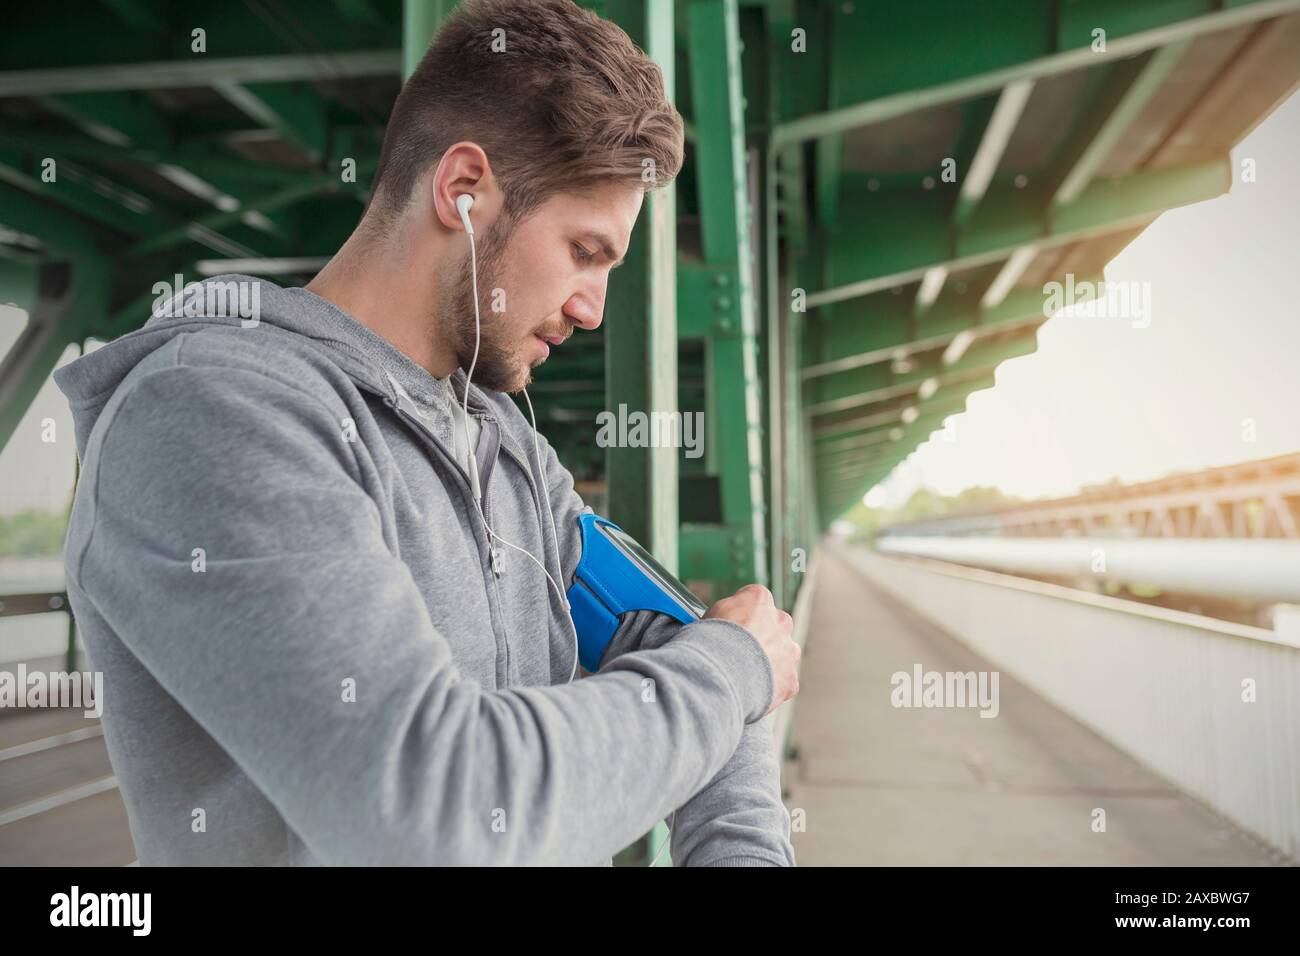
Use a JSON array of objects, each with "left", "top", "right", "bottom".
[
  {"left": 459, "top": 205, "right": 579, "bottom": 681},
  {"left": 459, "top": 195, "right": 672, "bottom": 857}
]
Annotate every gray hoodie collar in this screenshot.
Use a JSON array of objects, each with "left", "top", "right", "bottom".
[{"left": 269, "top": 280, "right": 491, "bottom": 417}]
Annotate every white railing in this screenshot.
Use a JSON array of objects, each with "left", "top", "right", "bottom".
[
  {"left": 849, "top": 546, "right": 1300, "bottom": 861},
  {"left": 876, "top": 535, "right": 1300, "bottom": 606},
  {"left": 773, "top": 546, "right": 820, "bottom": 761}
]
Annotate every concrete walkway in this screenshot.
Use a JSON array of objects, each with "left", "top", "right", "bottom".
[
  {"left": 782, "top": 545, "right": 1281, "bottom": 865},
  {"left": 0, "top": 691, "right": 134, "bottom": 866}
]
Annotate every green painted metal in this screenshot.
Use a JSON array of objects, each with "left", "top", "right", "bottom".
[
  {"left": 813, "top": 374, "right": 990, "bottom": 444},
  {"left": 604, "top": 0, "right": 679, "bottom": 869},
  {"left": 0, "top": 51, "right": 401, "bottom": 97},
  {"left": 0, "top": 181, "right": 105, "bottom": 259},
  {"left": 214, "top": 81, "right": 330, "bottom": 163},
  {"left": 6, "top": 95, "right": 309, "bottom": 266},
  {"left": 1049, "top": 41, "right": 1194, "bottom": 205},
  {"left": 804, "top": 280, "right": 1074, "bottom": 380},
  {"left": 126, "top": 173, "right": 362, "bottom": 258},
  {"left": 806, "top": 330, "right": 1039, "bottom": 415},
  {"left": 0, "top": 259, "right": 108, "bottom": 452},
  {"left": 810, "top": 159, "right": 1230, "bottom": 310},
  {"left": 0, "top": 130, "right": 306, "bottom": 186},
  {"left": 603, "top": 0, "right": 680, "bottom": 576},
  {"left": 0, "top": 149, "right": 157, "bottom": 239},
  {"left": 816, "top": 379, "right": 997, "bottom": 471},
  {"left": 764, "top": 1, "right": 792, "bottom": 610},
  {"left": 770, "top": 0, "right": 1300, "bottom": 149},
  {"left": 0, "top": 260, "right": 40, "bottom": 311},
  {"left": 681, "top": 0, "right": 768, "bottom": 597},
  {"left": 403, "top": 0, "right": 459, "bottom": 78}
]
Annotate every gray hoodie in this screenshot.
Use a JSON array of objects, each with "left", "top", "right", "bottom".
[{"left": 53, "top": 274, "right": 794, "bottom": 866}]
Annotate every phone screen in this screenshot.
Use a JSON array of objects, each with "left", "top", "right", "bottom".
[{"left": 598, "top": 523, "right": 708, "bottom": 619}]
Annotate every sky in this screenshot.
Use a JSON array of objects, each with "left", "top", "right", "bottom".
[
  {"left": 1, "top": 91, "right": 1298, "bottom": 518},
  {"left": 0, "top": 329, "right": 81, "bottom": 515},
  {"left": 869, "top": 87, "right": 1300, "bottom": 511}
]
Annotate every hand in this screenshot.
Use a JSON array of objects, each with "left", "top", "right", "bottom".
[{"left": 704, "top": 584, "right": 800, "bottom": 716}]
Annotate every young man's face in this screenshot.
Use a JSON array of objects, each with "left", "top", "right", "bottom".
[{"left": 443, "top": 180, "right": 643, "bottom": 393}]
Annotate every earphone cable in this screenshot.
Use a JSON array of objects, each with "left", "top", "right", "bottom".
[{"left": 459, "top": 213, "right": 580, "bottom": 680}]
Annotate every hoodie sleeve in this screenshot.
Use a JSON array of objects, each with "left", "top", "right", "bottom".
[
  {"left": 68, "top": 354, "right": 774, "bottom": 866},
  {"left": 602, "top": 613, "right": 794, "bottom": 866},
  {"left": 531, "top": 425, "right": 794, "bottom": 867}
]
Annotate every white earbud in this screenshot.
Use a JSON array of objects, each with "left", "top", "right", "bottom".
[
  {"left": 453, "top": 184, "right": 575, "bottom": 678},
  {"left": 455, "top": 193, "right": 475, "bottom": 236}
]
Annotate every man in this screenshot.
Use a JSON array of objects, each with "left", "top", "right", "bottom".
[{"left": 54, "top": 0, "right": 800, "bottom": 866}]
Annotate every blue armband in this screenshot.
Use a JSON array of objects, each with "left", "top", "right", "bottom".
[{"left": 566, "top": 513, "right": 708, "bottom": 672}]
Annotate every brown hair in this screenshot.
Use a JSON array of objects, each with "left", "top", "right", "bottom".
[{"left": 367, "top": 0, "right": 684, "bottom": 232}]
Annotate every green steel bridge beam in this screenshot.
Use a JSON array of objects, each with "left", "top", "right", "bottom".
[
  {"left": 0, "top": 3, "right": 396, "bottom": 259},
  {"left": 814, "top": 426, "right": 903, "bottom": 461},
  {"left": 764, "top": 0, "right": 800, "bottom": 610},
  {"left": 913, "top": 77, "right": 1035, "bottom": 317},
  {"left": 803, "top": 279, "right": 1083, "bottom": 380},
  {"left": 951, "top": 79, "right": 1035, "bottom": 229},
  {"left": 790, "top": 2, "right": 1285, "bottom": 523},
  {"left": 403, "top": 0, "right": 460, "bottom": 78},
  {"left": 13, "top": 109, "right": 300, "bottom": 257},
  {"left": 37, "top": 91, "right": 173, "bottom": 154},
  {"left": 594, "top": 0, "right": 681, "bottom": 573},
  {"left": 808, "top": 158, "right": 1229, "bottom": 311},
  {"left": 98, "top": 0, "right": 168, "bottom": 33},
  {"left": 212, "top": 81, "right": 331, "bottom": 165},
  {"left": 680, "top": 0, "right": 768, "bottom": 597},
  {"left": 124, "top": 170, "right": 371, "bottom": 259},
  {"left": 805, "top": 329, "right": 1040, "bottom": 414},
  {"left": 827, "top": 394, "right": 987, "bottom": 482},
  {"left": 8, "top": 92, "right": 307, "bottom": 255},
  {"left": 0, "top": 52, "right": 401, "bottom": 97},
  {"left": 0, "top": 180, "right": 105, "bottom": 260},
  {"left": 811, "top": 375, "right": 988, "bottom": 443},
  {"left": 0, "top": 257, "right": 108, "bottom": 453},
  {"left": 818, "top": 393, "right": 992, "bottom": 475},
  {"left": 813, "top": 371, "right": 999, "bottom": 460},
  {"left": 336, "top": 0, "right": 386, "bottom": 27},
  {"left": 1047, "top": 40, "right": 1194, "bottom": 207},
  {"left": 0, "top": 148, "right": 159, "bottom": 240},
  {"left": 0, "top": 130, "right": 306, "bottom": 187},
  {"left": 770, "top": 0, "right": 1300, "bottom": 149}
]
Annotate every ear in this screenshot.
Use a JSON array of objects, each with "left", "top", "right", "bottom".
[{"left": 432, "top": 142, "right": 500, "bottom": 234}]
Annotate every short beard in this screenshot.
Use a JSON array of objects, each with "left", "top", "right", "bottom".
[{"left": 444, "top": 216, "right": 532, "bottom": 393}]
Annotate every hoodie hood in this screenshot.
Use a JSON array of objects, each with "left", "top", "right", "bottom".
[{"left": 53, "top": 273, "right": 490, "bottom": 461}]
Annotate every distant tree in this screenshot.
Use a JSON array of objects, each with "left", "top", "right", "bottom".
[
  {"left": 952, "top": 485, "right": 1020, "bottom": 510},
  {"left": 0, "top": 509, "right": 69, "bottom": 557},
  {"left": 839, "top": 499, "right": 883, "bottom": 542},
  {"left": 898, "top": 488, "right": 946, "bottom": 522},
  {"left": 839, "top": 484, "right": 1023, "bottom": 539}
]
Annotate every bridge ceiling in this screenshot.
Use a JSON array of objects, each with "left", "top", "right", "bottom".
[{"left": 793, "top": 0, "right": 1300, "bottom": 520}]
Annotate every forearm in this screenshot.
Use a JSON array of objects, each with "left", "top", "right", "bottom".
[
  {"left": 670, "top": 715, "right": 794, "bottom": 867},
  {"left": 602, "top": 611, "right": 795, "bottom": 867}
]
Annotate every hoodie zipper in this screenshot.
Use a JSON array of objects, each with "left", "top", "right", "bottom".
[
  {"left": 476, "top": 419, "right": 504, "bottom": 578},
  {"left": 381, "top": 392, "right": 513, "bottom": 683}
]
